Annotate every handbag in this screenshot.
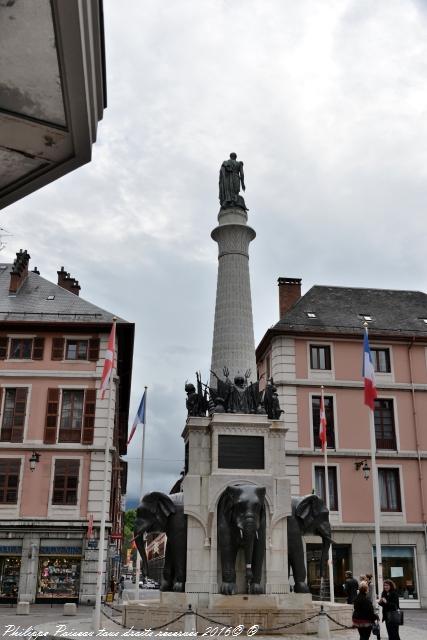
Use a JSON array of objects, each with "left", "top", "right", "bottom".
[
  {"left": 387, "top": 609, "right": 404, "bottom": 626},
  {"left": 371, "top": 621, "right": 381, "bottom": 637}
]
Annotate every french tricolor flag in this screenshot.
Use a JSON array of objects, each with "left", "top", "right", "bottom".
[
  {"left": 319, "top": 389, "right": 327, "bottom": 452},
  {"left": 363, "top": 328, "right": 377, "bottom": 410}
]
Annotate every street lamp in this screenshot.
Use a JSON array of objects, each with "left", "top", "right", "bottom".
[
  {"left": 354, "top": 459, "right": 370, "bottom": 480},
  {"left": 29, "top": 451, "right": 40, "bottom": 472}
]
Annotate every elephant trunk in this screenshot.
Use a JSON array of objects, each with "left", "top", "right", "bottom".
[
  {"left": 240, "top": 519, "right": 257, "bottom": 582},
  {"left": 134, "top": 528, "right": 149, "bottom": 576}
]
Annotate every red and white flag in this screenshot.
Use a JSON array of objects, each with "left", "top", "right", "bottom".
[
  {"left": 319, "top": 389, "right": 327, "bottom": 452},
  {"left": 87, "top": 513, "right": 94, "bottom": 539},
  {"left": 100, "top": 322, "right": 116, "bottom": 399}
]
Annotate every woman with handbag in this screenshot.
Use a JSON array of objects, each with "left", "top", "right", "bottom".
[
  {"left": 353, "top": 581, "right": 379, "bottom": 640},
  {"left": 378, "top": 579, "right": 401, "bottom": 640}
]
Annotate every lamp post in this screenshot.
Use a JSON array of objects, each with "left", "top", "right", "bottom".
[{"left": 354, "top": 459, "right": 371, "bottom": 480}]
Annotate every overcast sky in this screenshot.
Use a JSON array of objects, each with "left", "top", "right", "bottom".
[{"left": 3, "top": 0, "right": 427, "bottom": 506}]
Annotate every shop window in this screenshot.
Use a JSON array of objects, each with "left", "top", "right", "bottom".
[
  {"left": 65, "top": 340, "right": 88, "bottom": 361},
  {"left": 0, "top": 459, "right": 21, "bottom": 504},
  {"left": 374, "top": 399, "right": 397, "bottom": 450},
  {"left": 312, "top": 396, "right": 335, "bottom": 449},
  {"left": 58, "top": 390, "right": 84, "bottom": 443},
  {"left": 379, "top": 468, "right": 402, "bottom": 512},
  {"left": 374, "top": 546, "right": 417, "bottom": 600},
  {"left": 0, "top": 388, "right": 28, "bottom": 443},
  {"left": 371, "top": 348, "right": 391, "bottom": 373},
  {"left": 310, "top": 345, "right": 331, "bottom": 370},
  {"left": 38, "top": 556, "right": 80, "bottom": 601},
  {"left": 314, "top": 466, "right": 338, "bottom": 511},
  {"left": 0, "top": 557, "right": 21, "bottom": 600},
  {"left": 52, "top": 460, "right": 80, "bottom": 505}
]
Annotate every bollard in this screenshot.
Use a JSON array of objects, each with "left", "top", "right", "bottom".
[
  {"left": 16, "top": 602, "right": 30, "bottom": 615},
  {"left": 184, "top": 604, "right": 197, "bottom": 634},
  {"left": 63, "top": 602, "right": 77, "bottom": 616},
  {"left": 317, "top": 605, "right": 331, "bottom": 640}
]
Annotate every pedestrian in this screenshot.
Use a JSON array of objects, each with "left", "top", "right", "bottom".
[
  {"left": 343, "top": 570, "right": 359, "bottom": 604},
  {"left": 366, "top": 573, "right": 375, "bottom": 602},
  {"left": 110, "top": 577, "right": 116, "bottom": 601},
  {"left": 378, "top": 579, "right": 401, "bottom": 640},
  {"left": 352, "top": 581, "right": 379, "bottom": 640},
  {"left": 118, "top": 576, "right": 125, "bottom": 601}
]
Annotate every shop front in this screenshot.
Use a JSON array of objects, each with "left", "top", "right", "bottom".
[
  {"left": 374, "top": 545, "right": 419, "bottom": 608},
  {"left": 306, "top": 543, "right": 351, "bottom": 601},
  {"left": 36, "top": 544, "right": 81, "bottom": 603},
  {"left": 0, "top": 545, "right": 22, "bottom": 603}
]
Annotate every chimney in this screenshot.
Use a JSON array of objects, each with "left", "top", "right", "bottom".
[
  {"left": 57, "top": 266, "right": 80, "bottom": 296},
  {"left": 9, "top": 249, "right": 31, "bottom": 295},
  {"left": 278, "top": 277, "right": 302, "bottom": 319}
]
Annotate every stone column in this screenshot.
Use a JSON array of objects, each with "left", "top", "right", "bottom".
[{"left": 210, "top": 207, "right": 256, "bottom": 387}]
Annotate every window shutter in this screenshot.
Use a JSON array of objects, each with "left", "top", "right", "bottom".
[
  {"left": 32, "top": 337, "right": 45, "bottom": 360},
  {"left": 88, "top": 338, "right": 100, "bottom": 362},
  {"left": 51, "top": 338, "right": 65, "bottom": 361},
  {"left": 44, "top": 388, "right": 59, "bottom": 444},
  {"left": 10, "top": 387, "right": 28, "bottom": 442},
  {"left": 82, "top": 388, "right": 96, "bottom": 444},
  {"left": 0, "top": 337, "right": 7, "bottom": 360}
]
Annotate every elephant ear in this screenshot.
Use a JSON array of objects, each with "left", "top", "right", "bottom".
[
  {"left": 295, "top": 494, "right": 326, "bottom": 530},
  {"left": 255, "top": 486, "right": 266, "bottom": 503},
  {"left": 220, "top": 485, "right": 241, "bottom": 519},
  {"left": 142, "top": 492, "right": 176, "bottom": 521}
]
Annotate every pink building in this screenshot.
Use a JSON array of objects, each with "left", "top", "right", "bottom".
[
  {"left": 256, "top": 277, "right": 427, "bottom": 608},
  {"left": 0, "top": 250, "right": 134, "bottom": 604}
]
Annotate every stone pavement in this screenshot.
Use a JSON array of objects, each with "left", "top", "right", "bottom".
[{"left": 0, "top": 603, "right": 424, "bottom": 639}]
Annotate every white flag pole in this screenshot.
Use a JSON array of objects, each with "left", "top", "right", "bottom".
[
  {"left": 93, "top": 318, "right": 116, "bottom": 632},
  {"left": 321, "top": 386, "right": 335, "bottom": 603},
  {"left": 134, "top": 386, "right": 148, "bottom": 597}
]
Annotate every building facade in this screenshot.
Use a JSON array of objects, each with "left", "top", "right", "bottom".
[
  {"left": 256, "top": 278, "right": 427, "bottom": 608},
  {"left": 0, "top": 250, "right": 133, "bottom": 604}
]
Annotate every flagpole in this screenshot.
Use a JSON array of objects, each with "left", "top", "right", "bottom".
[
  {"left": 134, "top": 386, "right": 148, "bottom": 598},
  {"left": 321, "top": 386, "right": 335, "bottom": 603},
  {"left": 363, "top": 323, "right": 383, "bottom": 602},
  {"left": 93, "top": 318, "right": 116, "bottom": 632}
]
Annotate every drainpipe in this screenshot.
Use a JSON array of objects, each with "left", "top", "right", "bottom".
[{"left": 408, "top": 339, "right": 427, "bottom": 552}]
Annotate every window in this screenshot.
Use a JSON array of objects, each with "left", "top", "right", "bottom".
[
  {"left": 65, "top": 340, "right": 88, "bottom": 361},
  {"left": 315, "top": 466, "right": 338, "bottom": 511},
  {"left": 312, "top": 396, "right": 335, "bottom": 449},
  {"left": 371, "top": 348, "right": 391, "bottom": 373},
  {"left": 379, "top": 468, "right": 402, "bottom": 512},
  {"left": 1, "top": 388, "right": 28, "bottom": 442},
  {"left": 310, "top": 345, "right": 331, "bottom": 370},
  {"left": 52, "top": 460, "right": 80, "bottom": 505},
  {"left": 373, "top": 546, "right": 418, "bottom": 599},
  {"left": 306, "top": 312, "right": 317, "bottom": 318},
  {"left": 0, "top": 459, "right": 21, "bottom": 504},
  {"left": 374, "top": 399, "right": 397, "bottom": 450},
  {"left": 9, "top": 338, "right": 32, "bottom": 359},
  {"left": 58, "top": 391, "right": 84, "bottom": 443},
  {"left": 8, "top": 337, "right": 44, "bottom": 360}
]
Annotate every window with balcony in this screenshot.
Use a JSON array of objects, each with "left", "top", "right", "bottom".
[
  {"left": 58, "top": 391, "right": 85, "bottom": 443},
  {"left": 310, "top": 345, "right": 331, "bottom": 370},
  {"left": 0, "top": 459, "right": 21, "bottom": 504},
  {"left": 312, "top": 395, "right": 335, "bottom": 449},
  {"left": 52, "top": 460, "right": 80, "bottom": 505},
  {"left": 65, "top": 340, "right": 89, "bottom": 361},
  {"left": 0, "top": 388, "right": 28, "bottom": 442},
  {"left": 314, "top": 465, "right": 338, "bottom": 511},
  {"left": 374, "top": 399, "right": 397, "bottom": 450},
  {"left": 371, "top": 348, "right": 391, "bottom": 373},
  {"left": 379, "top": 468, "right": 402, "bottom": 512}
]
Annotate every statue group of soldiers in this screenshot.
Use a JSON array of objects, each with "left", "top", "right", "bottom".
[{"left": 185, "top": 369, "right": 283, "bottom": 420}]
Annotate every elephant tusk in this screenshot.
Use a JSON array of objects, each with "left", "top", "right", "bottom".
[
  {"left": 240, "top": 529, "right": 243, "bottom": 539},
  {"left": 255, "top": 531, "right": 258, "bottom": 540},
  {"left": 246, "top": 564, "right": 252, "bottom": 569}
]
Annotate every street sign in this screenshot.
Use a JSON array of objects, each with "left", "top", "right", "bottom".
[{"left": 87, "top": 539, "right": 98, "bottom": 549}]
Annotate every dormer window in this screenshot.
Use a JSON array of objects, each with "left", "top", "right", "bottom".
[
  {"left": 306, "top": 312, "right": 317, "bottom": 319},
  {"left": 360, "top": 314, "right": 373, "bottom": 322}
]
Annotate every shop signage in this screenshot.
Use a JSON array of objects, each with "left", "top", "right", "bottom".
[
  {"left": 87, "top": 539, "right": 98, "bottom": 549},
  {"left": 39, "top": 546, "right": 81, "bottom": 555},
  {"left": 0, "top": 546, "right": 22, "bottom": 554}
]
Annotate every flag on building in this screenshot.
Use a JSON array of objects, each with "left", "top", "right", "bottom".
[
  {"left": 127, "top": 388, "right": 147, "bottom": 445},
  {"left": 100, "top": 322, "right": 116, "bottom": 399},
  {"left": 363, "top": 327, "right": 377, "bottom": 410},
  {"left": 87, "top": 513, "right": 94, "bottom": 539},
  {"left": 319, "top": 390, "right": 327, "bottom": 451}
]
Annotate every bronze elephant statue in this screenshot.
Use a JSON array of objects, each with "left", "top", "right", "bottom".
[
  {"left": 217, "top": 483, "right": 266, "bottom": 595},
  {"left": 134, "top": 491, "right": 187, "bottom": 592},
  {"left": 287, "top": 494, "right": 332, "bottom": 593}
]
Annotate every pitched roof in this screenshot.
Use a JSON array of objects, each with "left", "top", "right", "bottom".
[
  {"left": 0, "top": 264, "right": 126, "bottom": 324},
  {"left": 275, "top": 285, "right": 427, "bottom": 337}
]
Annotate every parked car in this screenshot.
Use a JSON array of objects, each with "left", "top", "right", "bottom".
[{"left": 139, "top": 578, "right": 159, "bottom": 590}]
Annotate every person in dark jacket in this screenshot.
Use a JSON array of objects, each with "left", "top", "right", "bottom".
[
  {"left": 353, "top": 582, "right": 378, "bottom": 640},
  {"left": 343, "top": 570, "right": 359, "bottom": 604},
  {"left": 378, "top": 579, "right": 401, "bottom": 640}
]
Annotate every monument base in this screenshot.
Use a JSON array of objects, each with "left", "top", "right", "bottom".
[{"left": 123, "top": 592, "right": 352, "bottom": 635}]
